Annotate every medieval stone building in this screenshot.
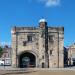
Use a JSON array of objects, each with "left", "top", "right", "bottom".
[{"left": 11, "top": 19, "right": 64, "bottom": 68}]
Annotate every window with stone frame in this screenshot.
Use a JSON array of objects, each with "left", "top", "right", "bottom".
[
  {"left": 48, "top": 35, "right": 54, "bottom": 43},
  {"left": 36, "top": 42, "right": 38, "bottom": 45},
  {"left": 27, "top": 35, "right": 32, "bottom": 42},
  {"left": 42, "top": 55, "right": 44, "bottom": 59},
  {"left": 23, "top": 41, "right": 27, "bottom": 46},
  {"left": 50, "top": 50, "right": 53, "bottom": 56}
]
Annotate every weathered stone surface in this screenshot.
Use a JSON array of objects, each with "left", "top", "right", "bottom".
[{"left": 11, "top": 20, "right": 64, "bottom": 68}]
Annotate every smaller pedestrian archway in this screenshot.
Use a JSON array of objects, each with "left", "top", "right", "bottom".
[{"left": 18, "top": 52, "right": 36, "bottom": 68}]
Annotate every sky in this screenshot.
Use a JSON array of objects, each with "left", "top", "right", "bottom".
[{"left": 0, "top": 0, "right": 75, "bottom": 47}]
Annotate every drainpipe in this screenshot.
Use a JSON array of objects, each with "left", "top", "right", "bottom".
[
  {"left": 57, "top": 28, "right": 59, "bottom": 68},
  {"left": 15, "top": 27, "right": 18, "bottom": 68},
  {"left": 45, "top": 25, "right": 49, "bottom": 68},
  {"left": 58, "top": 32, "right": 59, "bottom": 68}
]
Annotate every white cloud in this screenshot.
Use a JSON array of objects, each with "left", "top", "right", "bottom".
[{"left": 38, "top": 0, "right": 60, "bottom": 7}]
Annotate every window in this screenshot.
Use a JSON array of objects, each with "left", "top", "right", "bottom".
[
  {"left": 43, "top": 44, "right": 45, "bottom": 47},
  {"left": 27, "top": 35, "right": 32, "bottom": 42},
  {"left": 48, "top": 35, "right": 54, "bottom": 42},
  {"left": 8, "top": 54, "right": 9, "bottom": 57},
  {"left": 36, "top": 42, "right": 38, "bottom": 45},
  {"left": 42, "top": 56, "right": 44, "bottom": 59},
  {"left": 23, "top": 41, "right": 27, "bottom": 46},
  {"left": 50, "top": 50, "right": 52, "bottom": 55}
]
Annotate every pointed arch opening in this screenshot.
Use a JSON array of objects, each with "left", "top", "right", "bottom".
[{"left": 18, "top": 52, "right": 36, "bottom": 68}]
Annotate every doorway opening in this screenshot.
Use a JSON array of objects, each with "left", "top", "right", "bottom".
[{"left": 19, "top": 52, "right": 36, "bottom": 68}]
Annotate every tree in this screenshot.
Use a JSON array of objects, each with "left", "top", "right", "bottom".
[{"left": 0, "top": 46, "right": 3, "bottom": 58}]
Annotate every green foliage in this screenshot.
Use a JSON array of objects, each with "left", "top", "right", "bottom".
[{"left": 0, "top": 46, "right": 3, "bottom": 57}]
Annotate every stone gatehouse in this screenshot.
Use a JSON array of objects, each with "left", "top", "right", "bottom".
[{"left": 11, "top": 19, "right": 64, "bottom": 68}]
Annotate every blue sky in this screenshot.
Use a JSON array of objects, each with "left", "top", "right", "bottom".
[{"left": 0, "top": 0, "right": 75, "bottom": 47}]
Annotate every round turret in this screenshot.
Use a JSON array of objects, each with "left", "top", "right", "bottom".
[
  {"left": 39, "top": 19, "right": 47, "bottom": 23},
  {"left": 39, "top": 19, "right": 47, "bottom": 28}
]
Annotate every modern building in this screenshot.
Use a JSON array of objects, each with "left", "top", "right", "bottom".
[
  {"left": 1, "top": 45, "right": 12, "bottom": 65},
  {"left": 11, "top": 19, "right": 64, "bottom": 68}
]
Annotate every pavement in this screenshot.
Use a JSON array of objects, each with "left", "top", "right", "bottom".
[
  {"left": 0, "top": 66, "right": 75, "bottom": 75},
  {"left": 0, "top": 69, "right": 75, "bottom": 75}
]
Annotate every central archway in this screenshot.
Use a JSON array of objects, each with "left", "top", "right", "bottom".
[{"left": 19, "top": 52, "right": 36, "bottom": 68}]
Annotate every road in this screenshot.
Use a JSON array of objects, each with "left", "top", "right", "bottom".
[
  {"left": 0, "top": 66, "right": 75, "bottom": 75},
  {"left": 0, "top": 69, "right": 75, "bottom": 75}
]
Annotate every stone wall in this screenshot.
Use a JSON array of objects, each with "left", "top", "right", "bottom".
[{"left": 11, "top": 22, "right": 64, "bottom": 68}]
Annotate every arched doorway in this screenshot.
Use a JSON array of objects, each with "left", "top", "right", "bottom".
[{"left": 19, "top": 52, "right": 36, "bottom": 68}]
